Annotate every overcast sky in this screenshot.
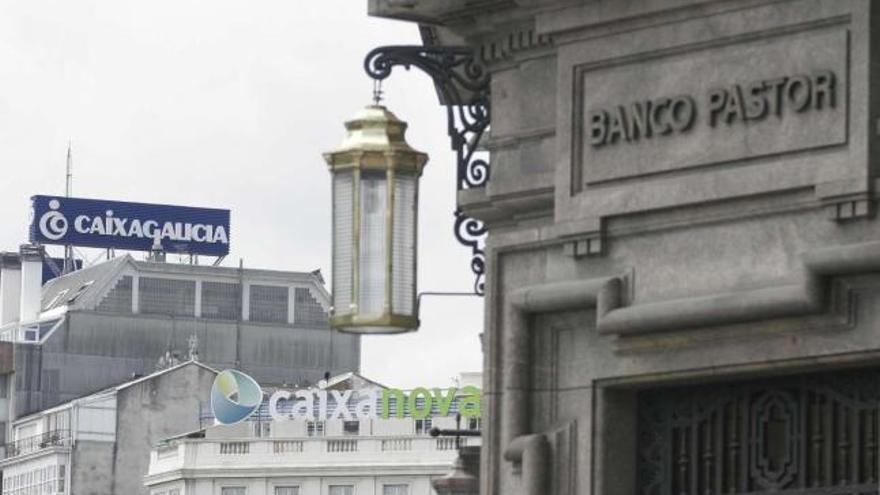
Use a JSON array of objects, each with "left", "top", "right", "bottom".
[{"left": 0, "top": 1, "right": 483, "bottom": 389}]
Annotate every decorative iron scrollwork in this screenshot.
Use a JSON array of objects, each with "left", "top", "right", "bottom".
[
  {"left": 364, "top": 45, "right": 491, "bottom": 295},
  {"left": 637, "top": 369, "right": 880, "bottom": 495}
]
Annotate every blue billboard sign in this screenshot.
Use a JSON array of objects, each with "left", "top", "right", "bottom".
[{"left": 30, "top": 195, "right": 230, "bottom": 256}]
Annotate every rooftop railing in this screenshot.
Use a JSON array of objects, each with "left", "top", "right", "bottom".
[{"left": 149, "top": 434, "right": 477, "bottom": 475}]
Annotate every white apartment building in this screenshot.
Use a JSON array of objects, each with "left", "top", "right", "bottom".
[
  {"left": 0, "top": 360, "right": 218, "bottom": 495},
  {"left": 144, "top": 372, "right": 482, "bottom": 495}
]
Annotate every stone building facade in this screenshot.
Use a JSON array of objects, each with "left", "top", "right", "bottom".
[{"left": 369, "top": 1, "right": 880, "bottom": 495}]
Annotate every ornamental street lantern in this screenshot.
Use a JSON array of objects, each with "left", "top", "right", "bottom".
[{"left": 323, "top": 105, "right": 428, "bottom": 334}]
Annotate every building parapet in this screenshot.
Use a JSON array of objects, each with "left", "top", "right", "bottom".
[{"left": 148, "top": 434, "right": 477, "bottom": 479}]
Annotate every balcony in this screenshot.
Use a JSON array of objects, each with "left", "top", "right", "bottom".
[
  {"left": 2, "top": 430, "right": 71, "bottom": 460},
  {"left": 148, "top": 435, "right": 478, "bottom": 479}
]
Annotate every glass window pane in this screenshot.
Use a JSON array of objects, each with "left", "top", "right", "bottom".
[
  {"left": 294, "top": 288, "right": 328, "bottom": 327},
  {"left": 274, "top": 487, "right": 299, "bottom": 495},
  {"left": 391, "top": 175, "right": 416, "bottom": 316},
  {"left": 328, "top": 486, "right": 354, "bottom": 495},
  {"left": 332, "top": 172, "right": 353, "bottom": 316},
  {"left": 343, "top": 420, "right": 360, "bottom": 436},
  {"left": 307, "top": 421, "right": 324, "bottom": 437},
  {"left": 249, "top": 285, "right": 288, "bottom": 323},
  {"left": 221, "top": 488, "right": 247, "bottom": 495},
  {"left": 358, "top": 173, "right": 387, "bottom": 315},
  {"left": 138, "top": 277, "right": 196, "bottom": 316},
  {"left": 201, "top": 281, "right": 240, "bottom": 320},
  {"left": 383, "top": 485, "right": 408, "bottom": 495}
]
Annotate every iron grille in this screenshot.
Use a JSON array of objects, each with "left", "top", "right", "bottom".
[{"left": 637, "top": 369, "right": 880, "bottom": 495}]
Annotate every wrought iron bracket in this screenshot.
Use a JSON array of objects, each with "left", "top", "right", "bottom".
[{"left": 364, "top": 45, "right": 491, "bottom": 295}]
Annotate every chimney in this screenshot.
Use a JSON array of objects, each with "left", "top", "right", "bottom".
[
  {"left": 0, "top": 253, "right": 22, "bottom": 325},
  {"left": 18, "top": 244, "right": 44, "bottom": 324}
]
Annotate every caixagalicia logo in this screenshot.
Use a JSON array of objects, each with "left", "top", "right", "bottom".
[{"left": 211, "top": 369, "right": 263, "bottom": 425}]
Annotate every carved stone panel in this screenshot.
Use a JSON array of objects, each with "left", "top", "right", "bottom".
[{"left": 575, "top": 25, "right": 848, "bottom": 186}]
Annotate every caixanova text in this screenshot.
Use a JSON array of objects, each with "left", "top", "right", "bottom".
[{"left": 268, "top": 386, "right": 481, "bottom": 421}]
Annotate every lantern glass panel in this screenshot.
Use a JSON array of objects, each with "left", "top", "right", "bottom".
[
  {"left": 332, "top": 171, "right": 354, "bottom": 317},
  {"left": 358, "top": 171, "right": 388, "bottom": 315},
  {"left": 392, "top": 173, "right": 417, "bottom": 316}
]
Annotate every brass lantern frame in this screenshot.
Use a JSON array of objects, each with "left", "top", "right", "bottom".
[{"left": 325, "top": 108, "right": 428, "bottom": 333}]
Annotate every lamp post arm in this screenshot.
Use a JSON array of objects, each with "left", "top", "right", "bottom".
[{"left": 364, "top": 45, "right": 491, "bottom": 295}]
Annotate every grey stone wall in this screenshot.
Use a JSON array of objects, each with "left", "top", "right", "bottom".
[
  {"left": 113, "top": 363, "right": 216, "bottom": 495},
  {"left": 368, "top": 1, "right": 880, "bottom": 494},
  {"left": 70, "top": 441, "right": 114, "bottom": 495}
]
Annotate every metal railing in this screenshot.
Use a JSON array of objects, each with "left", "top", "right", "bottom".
[{"left": 3, "top": 430, "right": 70, "bottom": 459}]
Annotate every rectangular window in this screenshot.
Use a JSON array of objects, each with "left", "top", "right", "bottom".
[
  {"left": 274, "top": 487, "right": 299, "bottom": 495},
  {"left": 467, "top": 417, "right": 481, "bottom": 431},
  {"left": 139, "top": 277, "right": 196, "bottom": 316},
  {"left": 221, "top": 487, "right": 247, "bottom": 495},
  {"left": 328, "top": 486, "right": 354, "bottom": 495},
  {"left": 249, "top": 285, "right": 288, "bottom": 323},
  {"left": 43, "top": 288, "right": 69, "bottom": 310},
  {"left": 66, "top": 280, "right": 94, "bottom": 304},
  {"left": 253, "top": 421, "right": 271, "bottom": 438},
  {"left": 293, "top": 288, "right": 328, "bottom": 326},
  {"left": 58, "top": 464, "right": 65, "bottom": 493},
  {"left": 342, "top": 420, "right": 360, "bottom": 436},
  {"left": 169, "top": 489, "right": 181, "bottom": 495},
  {"left": 383, "top": 485, "right": 408, "bottom": 495},
  {"left": 415, "top": 419, "right": 432, "bottom": 435},
  {"left": 306, "top": 421, "right": 324, "bottom": 437},
  {"left": 201, "top": 281, "right": 240, "bottom": 320}
]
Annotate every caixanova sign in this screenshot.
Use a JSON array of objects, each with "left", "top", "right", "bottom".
[{"left": 268, "top": 386, "right": 481, "bottom": 422}]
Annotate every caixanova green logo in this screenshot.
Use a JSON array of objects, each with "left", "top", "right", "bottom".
[{"left": 268, "top": 385, "right": 481, "bottom": 422}]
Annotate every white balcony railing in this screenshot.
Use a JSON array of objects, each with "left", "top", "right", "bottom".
[{"left": 148, "top": 435, "right": 480, "bottom": 477}]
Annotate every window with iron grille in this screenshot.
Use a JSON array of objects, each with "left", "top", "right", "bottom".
[
  {"left": 97, "top": 276, "right": 132, "bottom": 313},
  {"left": 636, "top": 368, "right": 880, "bottom": 495},
  {"left": 138, "top": 277, "right": 195, "bottom": 316},
  {"left": 294, "top": 287, "right": 328, "bottom": 326},
  {"left": 201, "top": 281, "right": 240, "bottom": 320},
  {"left": 249, "top": 285, "right": 288, "bottom": 323}
]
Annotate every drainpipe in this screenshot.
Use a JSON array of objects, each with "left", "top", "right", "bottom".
[
  {"left": 18, "top": 245, "right": 44, "bottom": 324},
  {"left": 0, "top": 253, "right": 22, "bottom": 326}
]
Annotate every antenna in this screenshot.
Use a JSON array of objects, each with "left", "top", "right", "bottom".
[
  {"left": 62, "top": 141, "right": 76, "bottom": 274},
  {"left": 65, "top": 140, "right": 72, "bottom": 197}
]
